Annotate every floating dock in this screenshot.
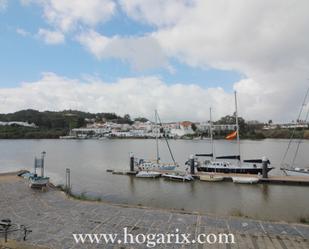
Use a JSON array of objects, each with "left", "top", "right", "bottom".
[{"left": 107, "top": 169, "right": 309, "bottom": 186}]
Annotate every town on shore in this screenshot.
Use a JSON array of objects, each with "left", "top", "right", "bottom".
[{"left": 0, "top": 109, "right": 308, "bottom": 139}]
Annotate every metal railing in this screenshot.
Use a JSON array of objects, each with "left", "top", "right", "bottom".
[{"left": 0, "top": 219, "right": 32, "bottom": 243}]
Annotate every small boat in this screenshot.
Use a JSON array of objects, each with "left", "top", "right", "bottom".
[
  {"left": 232, "top": 176, "right": 259, "bottom": 184},
  {"left": 199, "top": 174, "right": 224, "bottom": 182},
  {"left": 136, "top": 171, "right": 161, "bottom": 178},
  {"left": 29, "top": 175, "right": 50, "bottom": 188},
  {"left": 29, "top": 152, "right": 49, "bottom": 188},
  {"left": 162, "top": 173, "right": 194, "bottom": 182},
  {"left": 20, "top": 172, "right": 35, "bottom": 179}
]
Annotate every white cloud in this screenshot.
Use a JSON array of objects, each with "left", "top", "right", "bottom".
[
  {"left": 1, "top": 72, "right": 307, "bottom": 122},
  {"left": 119, "top": 0, "right": 196, "bottom": 27},
  {"left": 12, "top": 0, "right": 309, "bottom": 122},
  {"left": 16, "top": 28, "right": 30, "bottom": 37},
  {"left": 37, "top": 28, "right": 65, "bottom": 44},
  {"left": 118, "top": 0, "right": 309, "bottom": 121},
  {"left": 77, "top": 30, "right": 171, "bottom": 71},
  {"left": 0, "top": 73, "right": 236, "bottom": 121},
  {"left": 26, "top": 0, "right": 116, "bottom": 32},
  {"left": 0, "top": 0, "right": 7, "bottom": 12}
]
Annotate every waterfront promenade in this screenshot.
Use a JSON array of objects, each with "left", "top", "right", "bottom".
[{"left": 0, "top": 174, "right": 308, "bottom": 249}]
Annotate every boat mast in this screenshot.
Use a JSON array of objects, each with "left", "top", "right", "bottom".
[
  {"left": 156, "top": 111, "right": 177, "bottom": 165},
  {"left": 209, "top": 107, "right": 215, "bottom": 160},
  {"left": 234, "top": 91, "right": 241, "bottom": 162},
  {"left": 281, "top": 87, "right": 309, "bottom": 167},
  {"left": 155, "top": 110, "right": 160, "bottom": 163}
]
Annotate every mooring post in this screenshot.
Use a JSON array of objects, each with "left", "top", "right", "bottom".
[
  {"left": 262, "top": 156, "right": 268, "bottom": 178},
  {"left": 41, "top": 151, "right": 46, "bottom": 177},
  {"left": 130, "top": 153, "right": 134, "bottom": 172},
  {"left": 65, "top": 168, "right": 71, "bottom": 194},
  {"left": 190, "top": 154, "right": 195, "bottom": 175}
]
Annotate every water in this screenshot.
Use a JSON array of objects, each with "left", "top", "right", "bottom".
[{"left": 0, "top": 139, "right": 308, "bottom": 222}]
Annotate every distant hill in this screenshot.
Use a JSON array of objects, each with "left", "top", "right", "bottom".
[{"left": 0, "top": 109, "right": 133, "bottom": 138}]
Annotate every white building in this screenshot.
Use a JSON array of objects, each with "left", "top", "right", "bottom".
[
  {"left": 170, "top": 121, "right": 195, "bottom": 137},
  {"left": 0, "top": 121, "right": 37, "bottom": 128}
]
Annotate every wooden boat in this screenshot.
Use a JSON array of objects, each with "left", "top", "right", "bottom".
[
  {"left": 136, "top": 171, "right": 161, "bottom": 178},
  {"left": 232, "top": 176, "right": 259, "bottom": 184},
  {"left": 199, "top": 174, "right": 224, "bottom": 182},
  {"left": 162, "top": 173, "right": 194, "bottom": 182}
]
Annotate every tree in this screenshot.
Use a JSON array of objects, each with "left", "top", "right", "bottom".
[
  {"left": 216, "top": 115, "right": 246, "bottom": 134},
  {"left": 191, "top": 123, "right": 197, "bottom": 131},
  {"left": 124, "top": 114, "right": 131, "bottom": 121},
  {"left": 134, "top": 117, "right": 149, "bottom": 123}
]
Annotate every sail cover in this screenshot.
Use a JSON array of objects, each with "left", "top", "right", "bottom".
[
  {"left": 216, "top": 155, "right": 240, "bottom": 160},
  {"left": 244, "top": 159, "right": 271, "bottom": 164},
  {"left": 195, "top": 153, "right": 213, "bottom": 157}
]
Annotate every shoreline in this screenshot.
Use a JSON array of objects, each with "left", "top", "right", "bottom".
[
  {"left": 0, "top": 137, "right": 309, "bottom": 140},
  {"left": 1, "top": 171, "right": 308, "bottom": 249},
  {"left": 2, "top": 170, "right": 309, "bottom": 226}
]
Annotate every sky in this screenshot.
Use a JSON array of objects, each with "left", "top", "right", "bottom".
[{"left": 0, "top": 0, "right": 309, "bottom": 122}]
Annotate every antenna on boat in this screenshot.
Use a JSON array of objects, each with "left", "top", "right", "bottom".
[
  {"left": 209, "top": 107, "right": 215, "bottom": 160},
  {"left": 155, "top": 109, "right": 160, "bottom": 163},
  {"left": 234, "top": 91, "right": 241, "bottom": 162}
]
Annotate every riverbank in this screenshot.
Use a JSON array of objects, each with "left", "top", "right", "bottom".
[
  {"left": 0, "top": 240, "right": 50, "bottom": 249},
  {"left": 0, "top": 171, "right": 308, "bottom": 248},
  {"left": 1, "top": 124, "right": 309, "bottom": 139}
]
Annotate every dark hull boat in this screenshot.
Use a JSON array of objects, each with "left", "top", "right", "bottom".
[
  {"left": 197, "top": 165, "right": 273, "bottom": 174},
  {"left": 193, "top": 92, "right": 273, "bottom": 175}
]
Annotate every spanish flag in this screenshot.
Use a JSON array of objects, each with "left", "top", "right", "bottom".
[{"left": 225, "top": 131, "right": 237, "bottom": 140}]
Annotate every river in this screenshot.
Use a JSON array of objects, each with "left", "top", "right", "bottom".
[{"left": 0, "top": 138, "right": 308, "bottom": 222}]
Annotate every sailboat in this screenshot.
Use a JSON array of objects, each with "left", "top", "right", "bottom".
[
  {"left": 281, "top": 88, "right": 309, "bottom": 177},
  {"left": 197, "top": 108, "right": 224, "bottom": 182},
  {"left": 135, "top": 110, "right": 178, "bottom": 171},
  {"left": 196, "top": 92, "right": 274, "bottom": 174}
]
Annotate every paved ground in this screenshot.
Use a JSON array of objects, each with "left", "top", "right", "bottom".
[{"left": 0, "top": 175, "right": 308, "bottom": 249}]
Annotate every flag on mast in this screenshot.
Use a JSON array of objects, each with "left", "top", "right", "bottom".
[{"left": 225, "top": 131, "right": 237, "bottom": 140}]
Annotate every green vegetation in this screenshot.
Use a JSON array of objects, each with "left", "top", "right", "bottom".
[
  {"left": 0, "top": 109, "right": 134, "bottom": 139},
  {"left": 0, "top": 126, "right": 66, "bottom": 139},
  {"left": 1, "top": 109, "right": 308, "bottom": 139},
  {"left": 299, "top": 216, "right": 309, "bottom": 224},
  {"left": 134, "top": 117, "right": 149, "bottom": 122},
  {"left": 211, "top": 114, "right": 309, "bottom": 140}
]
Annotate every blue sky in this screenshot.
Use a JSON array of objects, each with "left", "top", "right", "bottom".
[{"left": 0, "top": 0, "right": 241, "bottom": 90}]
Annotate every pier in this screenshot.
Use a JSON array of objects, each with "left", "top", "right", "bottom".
[{"left": 108, "top": 169, "right": 309, "bottom": 186}]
